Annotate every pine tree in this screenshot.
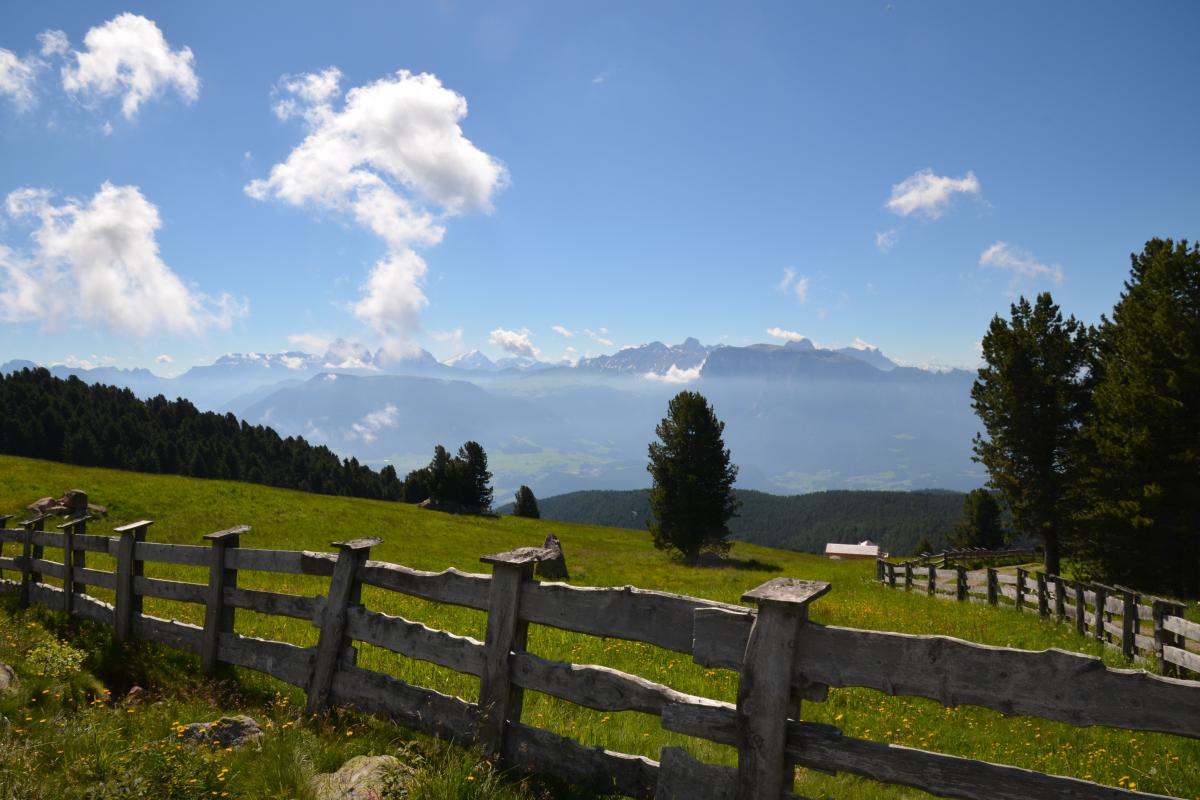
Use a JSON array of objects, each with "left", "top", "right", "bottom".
[
  {"left": 971, "top": 293, "right": 1093, "bottom": 576},
  {"left": 647, "top": 391, "right": 740, "bottom": 564},
  {"left": 1080, "top": 239, "right": 1200, "bottom": 595},
  {"left": 456, "top": 441, "right": 493, "bottom": 512},
  {"left": 512, "top": 485, "right": 540, "bottom": 518},
  {"left": 951, "top": 488, "right": 1007, "bottom": 550}
]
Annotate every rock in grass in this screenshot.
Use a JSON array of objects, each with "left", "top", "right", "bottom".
[
  {"left": 179, "top": 715, "right": 263, "bottom": 749},
  {"left": 308, "top": 755, "right": 410, "bottom": 800},
  {"left": 0, "top": 663, "right": 18, "bottom": 696}
]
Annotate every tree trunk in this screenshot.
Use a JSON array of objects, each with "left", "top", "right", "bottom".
[{"left": 1043, "top": 531, "right": 1060, "bottom": 577}]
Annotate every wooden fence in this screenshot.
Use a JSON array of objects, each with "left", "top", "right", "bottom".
[
  {"left": 877, "top": 558, "right": 1200, "bottom": 679},
  {"left": 911, "top": 547, "right": 1039, "bottom": 568},
  {"left": 1, "top": 508, "right": 1199, "bottom": 800}
]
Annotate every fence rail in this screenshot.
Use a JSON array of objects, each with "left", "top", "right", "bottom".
[
  {"left": 877, "top": 558, "right": 1200, "bottom": 679},
  {"left": 1, "top": 503, "right": 1199, "bottom": 799}
]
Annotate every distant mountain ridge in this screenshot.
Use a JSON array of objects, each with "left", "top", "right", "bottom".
[{"left": 497, "top": 487, "right": 966, "bottom": 556}]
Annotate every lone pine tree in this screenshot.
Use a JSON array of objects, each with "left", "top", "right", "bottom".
[{"left": 647, "top": 390, "right": 740, "bottom": 565}]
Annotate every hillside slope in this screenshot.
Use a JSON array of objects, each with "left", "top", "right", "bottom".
[{"left": 501, "top": 488, "right": 965, "bottom": 556}]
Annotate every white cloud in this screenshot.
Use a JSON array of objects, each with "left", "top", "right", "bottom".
[
  {"left": 875, "top": 228, "right": 899, "bottom": 252},
  {"left": 979, "top": 241, "right": 1064, "bottom": 287},
  {"left": 551, "top": 324, "right": 574, "bottom": 338},
  {"left": 886, "top": 169, "right": 980, "bottom": 219},
  {"left": 349, "top": 403, "right": 399, "bottom": 444},
  {"left": 0, "top": 48, "right": 40, "bottom": 111},
  {"left": 643, "top": 364, "right": 703, "bottom": 384},
  {"left": 583, "top": 327, "right": 613, "bottom": 346},
  {"left": 766, "top": 327, "right": 813, "bottom": 345},
  {"left": 0, "top": 182, "right": 243, "bottom": 337},
  {"left": 776, "top": 267, "right": 809, "bottom": 302},
  {"left": 155, "top": 353, "right": 173, "bottom": 364},
  {"left": 429, "top": 326, "right": 464, "bottom": 354},
  {"left": 489, "top": 327, "right": 539, "bottom": 358},
  {"left": 247, "top": 68, "right": 506, "bottom": 358},
  {"left": 287, "top": 331, "right": 333, "bottom": 353},
  {"left": 57, "top": 354, "right": 96, "bottom": 369},
  {"left": 38, "top": 30, "right": 69, "bottom": 57},
  {"left": 61, "top": 14, "right": 199, "bottom": 120}
]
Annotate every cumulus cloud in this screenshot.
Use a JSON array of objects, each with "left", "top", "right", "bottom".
[
  {"left": 766, "top": 327, "right": 813, "bottom": 345},
  {"left": 155, "top": 353, "right": 173, "bottom": 364},
  {"left": 979, "top": 241, "right": 1064, "bottom": 287},
  {"left": 61, "top": 14, "right": 199, "bottom": 120},
  {"left": 643, "top": 364, "right": 703, "bottom": 384},
  {"left": 489, "top": 327, "right": 539, "bottom": 358},
  {"left": 0, "top": 48, "right": 41, "bottom": 111},
  {"left": 38, "top": 30, "right": 70, "bottom": 57},
  {"left": 551, "top": 324, "right": 574, "bottom": 338},
  {"left": 288, "top": 331, "right": 333, "bottom": 353},
  {"left": 0, "top": 182, "right": 243, "bottom": 337},
  {"left": 776, "top": 267, "right": 810, "bottom": 302},
  {"left": 349, "top": 403, "right": 399, "bottom": 444},
  {"left": 886, "top": 169, "right": 980, "bottom": 219},
  {"left": 247, "top": 68, "right": 505, "bottom": 357}
]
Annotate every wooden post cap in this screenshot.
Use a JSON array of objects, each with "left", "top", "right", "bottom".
[
  {"left": 0, "top": 514, "right": 14, "bottom": 525},
  {"left": 742, "top": 577, "right": 831, "bottom": 607},
  {"left": 114, "top": 520, "right": 154, "bottom": 533},
  {"left": 330, "top": 536, "right": 382, "bottom": 550},
  {"left": 481, "top": 546, "right": 557, "bottom": 566},
  {"left": 56, "top": 514, "right": 92, "bottom": 529},
  {"left": 204, "top": 525, "right": 251, "bottom": 541},
  {"left": 20, "top": 514, "right": 51, "bottom": 526}
]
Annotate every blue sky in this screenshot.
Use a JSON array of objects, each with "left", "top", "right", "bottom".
[{"left": 1, "top": 1, "right": 1198, "bottom": 374}]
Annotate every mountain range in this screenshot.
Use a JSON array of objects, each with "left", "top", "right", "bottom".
[{"left": 1, "top": 337, "right": 983, "bottom": 499}]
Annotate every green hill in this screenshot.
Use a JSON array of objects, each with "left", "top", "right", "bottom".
[
  {"left": 500, "top": 488, "right": 966, "bottom": 556},
  {"left": 0, "top": 455, "right": 1194, "bottom": 799}
]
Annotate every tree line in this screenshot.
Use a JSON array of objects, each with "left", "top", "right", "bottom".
[
  {"left": 971, "top": 239, "right": 1199, "bottom": 597},
  {"left": 0, "top": 368, "right": 404, "bottom": 500}
]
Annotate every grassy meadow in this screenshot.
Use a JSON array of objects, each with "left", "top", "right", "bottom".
[{"left": 0, "top": 454, "right": 1198, "bottom": 799}]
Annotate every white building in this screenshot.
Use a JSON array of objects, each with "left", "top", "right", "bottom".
[{"left": 824, "top": 540, "right": 887, "bottom": 560}]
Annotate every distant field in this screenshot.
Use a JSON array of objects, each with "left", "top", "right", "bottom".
[{"left": 1, "top": 454, "right": 1197, "bottom": 798}]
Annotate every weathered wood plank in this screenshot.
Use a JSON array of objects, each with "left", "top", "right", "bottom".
[
  {"left": 217, "top": 632, "right": 313, "bottom": 686},
  {"left": 503, "top": 722, "right": 659, "bottom": 800},
  {"left": 1134, "top": 633, "right": 1156, "bottom": 652},
  {"left": 307, "top": 538, "right": 376, "bottom": 713},
  {"left": 135, "top": 614, "right": 203, "bottom": 653},
  {"left": 133, "top": 576, "right": 207, "bottom": 604},
  {"left": 357, "top": 560, "right": 490, "bottom": 609},
  {"left": 29, "top": 531, "right": 64, "bottom": 548},
  {"left": 510, "top": 649, "right": 732, "bottom": 717},
  {"left": 72, "top": 533, "right": 114, "bottom": 553},
  {"left": 328, "top": 663, "right": 478, "bottom": 746},
  {"left": 133, "top": 541, "right": 210, "bottom": 567},
  {"left": 655, "top": 747, "right": 736, "bottom": 800},
  {"left": 478, "top": 557, "right": 534, "bottom": 760},
  {"left": 73, "top": 593, "right": 115, "bottom": 626},
  {"left": 0, "top": 528, "right": 24, "bottom": 544},
  {"left": 693, "top": 607, "right": 755, "bottom": 671},
  {"left": 343, "top": 605, "right": 485, "bottom": 676},
  {"left": 223, "top": 586, "right": 316, "bottom": 620},
  {"left": 29, "top": 558, "right": 65, "bottom": 579},
  {"left": 27, "top": 582, "right": 66, "bottom": 610},
  {"left": 519, "top": 581, "right": 746, "bottom": 654},
  {"left": 114, "top": 522, "right": 148, "bottom": 643},
  {"left": 1164, "top": 615, "right": 1200, "bottom": 643},
  {"left": 73, "top": 566, "right": 116, "bottom": 590},
  {"left": 202, "top": 527, "right": 245, "bottom": 675},
  {"left": 0, "top": 556, "right": 21, "bottom": 571},
  {"left": 226, "top": 547, "right": 337, "bottom": 576},
  {"left": 793, "top": 624, "right": 1200, "bottom": 738},
  {"left": 1164, "top": 645, "right": 1200, "bottom": 675}
]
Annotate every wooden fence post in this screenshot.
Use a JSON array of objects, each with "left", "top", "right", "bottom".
[
  {"left": 1053, "top": 576, "right": 1066, "bottom": 622},
  {"left": 306, "top": 536, "right": 379, "bottom": 714},
  {"left": 1093, "top": 585, "right": 1108, "bottom": 643},
  {"left": 56, "top": 514, "right": 90, "bottom": 617},
  {"left": 1117, "top": 587, "right": 1138, "bottom": 660},
  {"left": 955, "top": 566, "right": 967, "bottom": 602},
  {"left": 1036, "top": 573, "right": 1049, "bottom": 618},
  {"left": 926, "top": 563, "right": 936, "bottom": 596},
  {"left": 0, "top": 515, "right": 11, "bottom": 582},
  {"left": 1073, "top": 582, "right": 1086, "bottom": 636},
  {"left": 986, "top": 568, "right": 998, "bottom": 606},
  {"left": 904, "top": 562, "right": 913, "bottom": 591},
  {"left": 113, "top": 520, "right": 152, "bottom": 644},
  {"left": 19, "top": 514, "right": 47, "bottom": 608},
  {"left": 886, "top": 562, "right": 896, "bottom": 589},
  {"left": 478, "top": 546, "right": 553, "bottom": 761},
  {"left": 201, "top": 526, "right": 250, "bottom": 676},
  {"left": 876, "top": 559, "right": 884, "bottom": 583},
  {"left": 1153, "top": 599, "right": 1186, "bottom": 677},
  {"left": 736, "top": 578, "right": 831, "bottom": 800},
  {"left": 1015, "top": 569, "right": 1027, "bottom": 612}
]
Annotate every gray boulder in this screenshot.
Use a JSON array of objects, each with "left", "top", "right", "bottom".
[
  {"left": 308, "top": 754, "right": 410, "bottom": 800},
  {"left": 179, "top": 715, "right": 263, "bottom": 749},
  {"left": 534, "top": 534, "right": 569, "bottom": 581},
  {"left": 0, "top": 663, "right": 17, "bottom": 696}
]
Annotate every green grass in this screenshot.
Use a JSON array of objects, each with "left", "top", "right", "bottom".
[{"left": 1, "top": 454, "right": 1198, "bottom": 799}]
